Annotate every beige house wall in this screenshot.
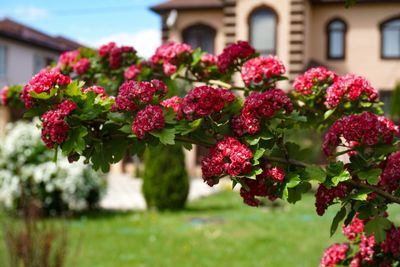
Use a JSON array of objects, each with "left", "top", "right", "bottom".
[
  {"left": 167, "top": 9, "right": 225, "bottom": 54},
  {"left": 310, "top": 3, "right": 400, "bottom": 90},
  {"left": 0, "top": 38, "right": 59, "bottom": 87},
  {"left": 0, "top": 38, "right": 59, "bottom": 135},
  {"left": 236, "top": 0, "right": 291, "bottom": 70}
]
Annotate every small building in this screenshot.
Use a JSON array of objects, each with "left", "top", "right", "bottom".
[
  {"left": 0, "top": 18, "right": 81, "bottom": 130},
  {"left": 151, "top": 0, "right": 400, "bottom": 176}
]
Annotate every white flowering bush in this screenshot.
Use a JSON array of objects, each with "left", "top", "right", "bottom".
[{"left": 0, "top": 119, "right": 105, "bottom": 213}]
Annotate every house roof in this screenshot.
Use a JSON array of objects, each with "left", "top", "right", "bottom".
[
  {"left": 150, "top": 0, "right": 223, "bottom": 13},
  {"left": 0, "top": 18, "right": 82, "bottom": 52}
]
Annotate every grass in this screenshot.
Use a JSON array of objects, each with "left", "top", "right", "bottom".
[{"left": 1, "top": 191, "right": 400, "bottom": 267}]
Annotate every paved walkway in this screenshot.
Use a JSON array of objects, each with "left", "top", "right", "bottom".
[{"left": 100, "top": 174, "right": 222, "bottom": 210}]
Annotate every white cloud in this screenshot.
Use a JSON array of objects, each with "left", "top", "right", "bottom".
[
  {"left": 79, "top": 29, "right": 161, "bottom": 59},
  {"left": 14, "top": 6, "right": 49, "bottom": 20}
]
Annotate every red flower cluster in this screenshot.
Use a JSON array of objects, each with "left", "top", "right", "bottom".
[
  {"left": 240, "top": 167, "right": 285, "bottom": 206},
  {"left": 73, "top": 58, "right": 91, "bottom": 75},
  {"left": 82, "top": 85, "right": 107, "bottom": 96},
  {"left": 98, "top": 42, "right": 136, "bottom": 69},
  {"left": 201, "top": 137, "right": 252, "bottom": 186},
  {"left": 315, "top": 183, "right": 347, "bottom": 216},
  {"left": 178, "top": 86, "right": 235, "bottom": 121},
  {"left": 58, "top": 50, "right": 79, "bottom": 68},
  {"left": 320, "top": 243, "right": 349, "bottom": 267},
  {"left": 201, "top": 54, "right": 218, "bottom": 65},
  {"left": 241, "top": 56, "right": 285, "bottom": 86},
  {"left": 124, "top": 64, "right": 141, "bottom": 80},
  {"left": 151, "top": 42, "right": 193, "bottom": 76},
  {"left": 217, "top": 41, "right": 255, "bottom": 73},
  {"left": 381, "top": 226, "right": 400, "bottom": 258},
  {"left": 114, "top": 80, "right": 168, "bottom": 111},
  {"left": 380, "top": 151, "right": 400, "bottom": 193},
  {"left": 323, "top": 112, "right": 399, "bottom": 156},
  {"left": 232, "top": 89, "right": 293, "bottom": 136},
  {"left": 325, "top": 74, "right": 379, "bottom": 108},
  {"left": 342, "top": 216, "right": 365, "bottom": 241},
  {"left": 1, "top": 86, "right": 8, "bottom": 106},
  {"left": 293, "top": 66, "right": 337, "bottom": 95},
  {"left": 21, "top": 69, "right": 71, "bottom": 108},
  {"left": 132, "top": 105, "right": 165, "bottom": 139},
  {"left": 160, "top": 96, "right": 182, "bottom": 113},
  {"left": 41, "top": 100, "right": 77, "bottom": 148}
]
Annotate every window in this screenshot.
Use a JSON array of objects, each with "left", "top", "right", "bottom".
[
  {"left": 0, "top": 45, "right": 7, "bottom": 77},
  {"left": 327, "top": 19, "right": 347, "bottom": 59},
  {"left": 381, "top": 18, "right": 400, "bottom": 59},
  {"left": 33, "top": 54, "right": 54, "bottom": 74},
  {"left": 249, "top": 7, "right": 277, "bottom": 56},
  {"left": 182, "top": 24, "right": 216, "bottom": 53}
]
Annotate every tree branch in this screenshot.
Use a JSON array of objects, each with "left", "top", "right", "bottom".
[{"left": 345, "top": 180, "right": 400, "bottom": 205}]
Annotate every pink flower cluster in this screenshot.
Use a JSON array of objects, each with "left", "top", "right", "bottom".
[
  {"left": 1, "top": 86, "right": 8, "bottom": 105},
  {"left": 241, "top": 56, "right": 286, "bottom": 86},
  {"left": 73, "top": 58, "right": 91, "bottom": 75},
  {"left": 124, "top": 64, "right": 141, "bottom": 80},
  {"left": 21, "top": 69, "right": 71, "bottom": 108},
  {"left": 323, "top": 112, "right": 399, "bottom": 156},
  {"left": 320, "top": 243, "right": 349, "bottom": 267},
  {"left": 201, "top": 54, "right": 218, "bottom": 65},
  {"left": 217, "top": 41, "right": 256, "bottom": 73},
  {"left": 151, "top": 42, "right": 193, "bottom": 75},
  {"left": 232, "top": 89, "right": 293, "bottom": 136},
  {"left": 99, "top": 42, "right": 136, "bottom": 69},
  {"left": 178, "top": 86, "right": 235, "bottom": 121},
  {"left": 293, "top": 67, "right": 337, "bottom": 95},
  {"left": 160, "top": 96, "right": 182, "bottom": 113},
  {"left": 114, "top": 80, "right": 168, "bottom": 111},
  {"left": 381, "top": 226, "right": 400, "bottom": 258},
  {"left": 240, "top": 166, "right": 285, "bottom": 206},
  {"left": 315, "top": 183, "right": 347, "bottom": 216},
  {"left": 132, "top": 105, "right": 165, "bottom": 139},
  {"left": 380, "top": 151, "right": 400, "bottom": 193},
  {"left": 325, "top": 74, "right": 379, "bottom": 108},
  {"left": 201, "top": 137, "right": 252, "bottom": 186},
  {"left": 58, "top": 50, "right": 79, "bottom": 68},
  {"left": 342, "top": 216, "right": 365, "bottom": 241},
  {"left": 41, "top": 100, "right": 77, "bottom": 148}
]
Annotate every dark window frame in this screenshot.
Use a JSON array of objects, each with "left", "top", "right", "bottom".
[
  {"left": 380, "top": 16, "right": 400, "bottom": 60},
  {"left": 248, "top": 5, "right": 279, "bottom": 56},
  {"left": 326, "top": 18, "right": 347, "bottom": 60},
  {"left": 182, "top": 23, "right": 216, "bottom": 54}
]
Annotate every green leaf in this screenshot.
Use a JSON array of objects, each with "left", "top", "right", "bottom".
[
  {"left": 287, "top": 182, "right": 312, "bottom": 204},
  {"left": 164, "top": 109, "right": 177, "bottom": 124},
  {"left": 331, "top": 170, "right": 351, "bottom": 186},
  {"left": 286, "top": 173, "right": 301, "bottom": 188},
  {"left": 303, "top": 165, "right": 326, "bottom": 182},
  {"left": 150, "top": 128, "right": 176, "bottom": 145},
  {"left": 244, "top": 167, "right": 263, "bottom": 180},
  {"left": 358, "top": 169, "right": 382, "bottom": 185},
  {"left": 364, "top": 217, "right": 392, "bottom": 242},
  {"left": 326, "top": 162, "right": 344, "bottom": 176},
  {"left": 30, "top": 87, "right": 57, "bottom": 99},
  {"left": 330, "top": 206, "right": 347, "bottom": 236},
  {"left": 245, "top": 135, "right": 261, "bottom": 146},
  {"left": 324, "top": 109, "right": 336, "bottom": 120},
  {"left": 119, "top": 124, "right": 132, "bottom": 134},
  {"left": 252, "top": 148, "right": 265, "bottom": 165},
  {"left": 65, "top": 80, "right": 83, "bottom": 96}
]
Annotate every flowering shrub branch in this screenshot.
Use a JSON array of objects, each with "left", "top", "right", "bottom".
[{"left": 2, "top": 40, "right": 400, "bottom": 266}]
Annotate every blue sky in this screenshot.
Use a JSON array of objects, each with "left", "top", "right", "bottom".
[{"left": 0, "top": 0, "right": 163, "bottom": 57}]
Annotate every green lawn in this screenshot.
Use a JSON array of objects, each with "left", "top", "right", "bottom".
[{"left": 2, "top": 191, "right": 400, "bottom": 267}]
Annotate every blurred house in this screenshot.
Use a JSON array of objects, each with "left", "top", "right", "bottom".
[
  {"left": 0, "top": 18, "right": 81, "bottom": 130},
  {"left": 151, "top": 0, "right": 400, "bottom": 176}
]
